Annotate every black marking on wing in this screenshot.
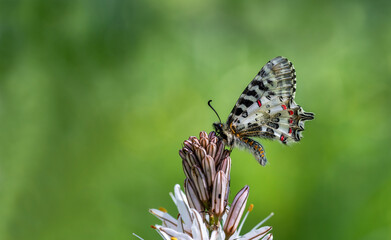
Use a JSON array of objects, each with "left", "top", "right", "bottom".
[
  {"left": 267, "top": 123, "right": 279, "bottom": 129},
  {"left": 247, "top": 90, "right": 257, "bottom": 97},
  {"left": 227, "top": 56, "right": 297, "bottom": 125},
  {"left": 234, "top": 107, "right": 243, "bottom": 116},
  {"left": 241, "top": 99, "right": 253, "bottom": 108},
  {"left": 253, "top": 80, "right": 269, "bottom": 91},
  {"left": 266, "top": 128, "right": 274, "bottom": 134}
]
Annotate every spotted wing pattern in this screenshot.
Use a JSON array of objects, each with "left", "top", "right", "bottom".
[{"left": 228, "top": 56, "right": 314, "bottom": 144}]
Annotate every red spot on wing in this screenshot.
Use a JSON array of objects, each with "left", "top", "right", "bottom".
[
  {"left": 289, "top": 118, "right": 293, "bottom": 124},
  {"left": 288, "top": 110, "right": 294, "bottom": 115},
  {"left": 257, "top": 100, "right": 262, "bottom": 107},
  {"left": 280, "top": 135, "right": 285, "bottom": 141},
  {"left": 289, "top": 128, "right": 292, "bottom": 134},
  {"left": 281, "top": 105, "right": 287, "bottom": 110}
]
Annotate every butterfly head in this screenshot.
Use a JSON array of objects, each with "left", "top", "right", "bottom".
[
  {"left": 212, "top": 122, "right": 223, "bottom": 134},
  {"left": 212, "top": 122, "right": 228, "bottom": 142}
]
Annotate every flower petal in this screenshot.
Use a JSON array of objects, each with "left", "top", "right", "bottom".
[
  {"left": 190, "top": 209, "right": 209, "bottom": 240},
  {"left": 210, "top": 230, "right": 218, "bottom": 240},
  {"left": 132, "top": 233, "right": 144, "bottom": 240},
  {"left": 210, "top": 226, "right": 225, "bottom": 240},
  {"left": 156, "top": 225, "right": 193, "bottom": 240},
  {"left": 174, "top": 184, "right": 193, "bottom": 229},
  {"left": 236, "top": 226, "right": 272, "bottom": 240},
  {"left": 176, "top": 215, "right": 184, "bottom": 233},
  {"left": 261, "top": 233, "right": 273, "bottom": 240},
  {"left": 149, "top": 209, "right": 178, "bottom": 229},
  {"left": 152, "top": 225, "right": 172, "bottom": 240},
  {"left": 250, "top": 213, "right": 274, "bottom": 232}
]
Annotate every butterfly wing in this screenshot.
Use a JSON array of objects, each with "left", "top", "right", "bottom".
[{"left": 227, "top": 56, "right": 314, "bottom": 144}]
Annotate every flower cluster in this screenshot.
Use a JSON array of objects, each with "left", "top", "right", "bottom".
[
  {"left": 180, "top": 131, "right": 231, "bottom": 223},
  {"left": 143, "top": 132, "right": 274, "bottom": 240}
]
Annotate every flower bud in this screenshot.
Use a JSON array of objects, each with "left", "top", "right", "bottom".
[
  {"left": 214, "top": 141, "right": 225, "bottom": 166},
  {"left": 184, "top": 179, "right": 204, "bottom": 213},
  {"left": 223, "top": 185, "right": 249, "bottom": 237},
  {"left": 202, "top": 155, "right": 216, "bottom": 189},
  {"left": 199, "top": 131, "right": 208, "bottom": 139},
  {"left": 182, "top": 160, "right": 192, "bottom": 180},
  {"left": 206, "top": 142, "right": 217, "bottom": 159},
  {"left": 191, "top": 166, "right": 209, "bottom": 203},
  {"left": 199, "top": 136, "right": 209, "bottom": 149},
  {"left": 194, "top": 146, "right": 207, "bottom": 163},
  {"left": 211, "top": 171, "right": 228, "bottom": 217},
  {"left": 218, "top": 156, "right": 231, "bottom": 177}
]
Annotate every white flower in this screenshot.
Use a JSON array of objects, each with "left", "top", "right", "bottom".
[
  {"left": 133, "top": 132, "right": 274, "bottom": 240},
  {"left": 144, "top": 184, "right": 273, "bottom": 240}
]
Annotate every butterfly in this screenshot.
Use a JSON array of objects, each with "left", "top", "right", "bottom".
[{"left": 210, "top": 56, "right": 314, "bottom": 166}]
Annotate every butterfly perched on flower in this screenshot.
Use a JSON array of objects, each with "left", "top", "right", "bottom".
[{"left": 210, "top": 56, "right": 314, "bottom": 166}]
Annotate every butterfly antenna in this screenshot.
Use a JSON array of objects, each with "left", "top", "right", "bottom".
[{"left": 208, "top": 100, "right": 222, "bottom": 123}]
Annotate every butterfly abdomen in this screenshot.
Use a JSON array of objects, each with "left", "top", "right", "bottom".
[{"left": 235, "top": 137, "right": 267, "bottom": 166}]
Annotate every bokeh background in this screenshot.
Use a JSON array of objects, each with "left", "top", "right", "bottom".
[{"left": 1, "top": 0, "right": 391, "bottom": 239}]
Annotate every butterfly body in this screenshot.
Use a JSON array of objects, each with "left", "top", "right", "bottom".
[{"left": 212, "top": 56, "right": 314, "bottom": 166}]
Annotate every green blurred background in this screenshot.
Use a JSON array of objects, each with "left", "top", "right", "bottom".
[{"left": 1, "top": 0, "right": 390, "bottom": 239}]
